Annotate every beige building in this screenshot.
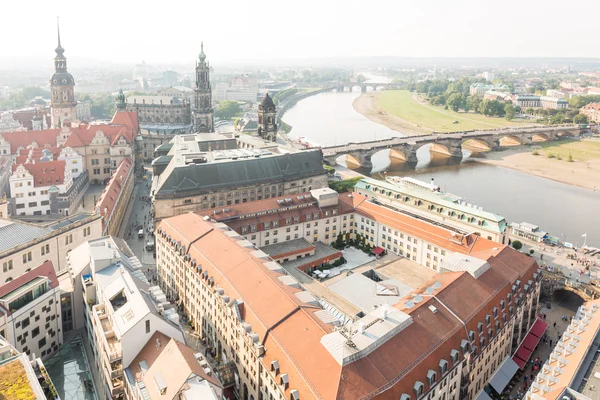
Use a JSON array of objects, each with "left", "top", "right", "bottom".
[
  {"left": 0, "top": 212, "right": 102, "bottom": 283},
  {"left": 151, "top": 136, "right": 328, "bottom": 220},
  {"left": 157, "top": 206, "right": 541, "bottom": 400},
  {"left": 580, "top": 103, "right": 600, "bottom": 123}
]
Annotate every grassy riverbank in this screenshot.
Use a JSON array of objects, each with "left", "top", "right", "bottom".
[{"left": 376, "top": 90, "right": 530, "bottom": 132}]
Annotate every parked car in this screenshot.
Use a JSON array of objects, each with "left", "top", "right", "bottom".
[{"left": 138, "top": 229, "right": 144, "bottom": 238}]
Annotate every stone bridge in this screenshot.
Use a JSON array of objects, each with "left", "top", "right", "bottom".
[
  {"left": 541, "top": 270, "right": 600, "bottom": 302},
  {"left": 330, "top": 82, "right": 402, "bottom": 92},
  {"left": 322, "top": 125, "right": 581, "bottom": 169}
]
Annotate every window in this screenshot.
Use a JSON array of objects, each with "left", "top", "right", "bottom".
[
  {"left": 38, "top": 338, "right": 46, "bottom": 348},
  {"left": 2, "top": 260, "right": 12, "bottom": 272},
  {"left": 32, "top": 327, "right": 40, "bottom": 338},
  {"left": 146, "top": 320, "right": 150, "bottom": 333},
  {"left": 65, "top": 235, "right": 73, "bottom": 245},
  {"left": 91, "top": 159, "right": 99, "bottom": 165},
  {"left": 21, "top": 317, "right": 30, "bottom": 329},
  {"left": 83, "top": 227, "right": 91, "bottom": 237},
  {"left": 22, "top": 252, "right": 32, "bottom": 264},
  {"left": 41, "top": 244, "right": 50, "bottom": 256}
]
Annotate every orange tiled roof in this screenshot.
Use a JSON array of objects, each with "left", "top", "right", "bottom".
[
  {"left": 111, "top": 110, "right": 139, "bottom": 138},
  {"left": 158, "top": 214, "right": 343, "bottom": 400},
  {"left": 13, "top": 160, "right": 67, "bottom": 188},
  {"left": 1, "top": 129, "right": 60, "bottom": 154},
  {"left": 63, "top": 124, "right": 132, "bottom": 148},
  {"left": 95, "top": 158, "right": 132, "bottom": 224}
]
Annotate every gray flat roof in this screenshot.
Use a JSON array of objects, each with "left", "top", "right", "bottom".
[{"left": 260, "top": 238, "right": 315, "bottom": 258}]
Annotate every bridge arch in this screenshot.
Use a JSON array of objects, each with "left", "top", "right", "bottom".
[
  {"left": 412, "top": 141, "right": 463, "bottom": 160},
  {"left": 461, "top": 138, "right": 494, "bottom": 152},
  {"left": 532, "top": 133, "right": 550, "bottom": 142},
  {"left": 499, "top": 135, "right": 523, "bottom": 146}
]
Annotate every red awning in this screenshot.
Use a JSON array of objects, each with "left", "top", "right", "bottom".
[
  {"left": 529, "top": 319, "right": 549, "bottom": 338},
  {"left": 512, "top": 318, "right": 548, "bottom": 369},
  {"left": 522, "top": 333, "right": 540, "bottom": 351},
  {"left": 373, "top": 247, "right": 385, "bottom": 256}
]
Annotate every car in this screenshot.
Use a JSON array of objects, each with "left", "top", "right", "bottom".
[
  {"left": 146, "top": 240, "right": 155, "bottom": 251},
  {"left": 138, "top": 229, "right": 144, "bottom": 238}
]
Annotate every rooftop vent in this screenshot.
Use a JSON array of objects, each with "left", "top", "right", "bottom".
[{"left": 428, "top": 305, "right": 438, "bottom": 314}]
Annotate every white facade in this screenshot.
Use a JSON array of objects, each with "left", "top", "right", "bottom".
[
  {"left": 0, "top": 112, "right": 23, "bottom": 133},
  {"left": 67, "top": 237, "right": 185, "bottom": 399},
  {"left": 0, "top": 213, "right": 102, "bottom": 283},
  {"left": 0, "top": 271, "right": 63, "bottom": 360},
  {"left": 9, "top": 163, "right": 73, "bottom": 216},
  {"left": 58, "top": 146, "right": 84, "bottom": 178}
]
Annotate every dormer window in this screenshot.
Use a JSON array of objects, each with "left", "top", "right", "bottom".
[
  {"left": 439, "top": 359, "right": 448, "bottom": 375},
  {"left": 280, "top": 374, "right": 289, "bottom": 390},
  {"left": 450, "top": 349, "right": 459, "bottom": 364},
  {"left": 427, "top": 370, "right": 436, "bottom": 386},
  {"left": 469, "top": 330, "right": 475, "bottom": 341},
  {"left": 414, "top": 381, "right": 424, "bottom": 397}
]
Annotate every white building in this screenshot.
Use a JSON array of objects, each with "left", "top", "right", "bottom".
[
  {"left": 0, "top": 212, "right": 102, "bottom": 283},
  {"left": 66, "top": 236, "right": 186, "bottom": 399},
  {"left": 0, "top": 112, "right": 23, "bottom": 133},
  {"left": 57, "top": 146, "right": 84, "bottom": 179},
  {"left": 9, "top": 160, "right": 73, "bottom": 216},
  {"left": 0, "top": 260, "right": 63, "bottom": 360},
  {"left": 483, "top": 71, "right": 495, "bottom": 82}
]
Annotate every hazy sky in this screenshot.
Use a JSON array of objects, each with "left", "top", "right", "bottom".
[{"left": 2, "top": 0, "right": 599, "bottom": 65}]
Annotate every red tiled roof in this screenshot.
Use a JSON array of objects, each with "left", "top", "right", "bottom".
[
  {"left": 63, "top": 124, "right": 132, "bottom": 148},
  {"left": 111, "top": 110, "right": 139, "bottom": 138},
  {"left": 1, "top": 129, "right": 60, "bottom": 154},
  {"left": 95, "top": 157, "right": 133, "bottom": 226},
  {"left": 13, "top": 160, "right": 67, "bottom": 188},
  {"left": 0, "top": 260, "right": 57, "bottom": 301}
]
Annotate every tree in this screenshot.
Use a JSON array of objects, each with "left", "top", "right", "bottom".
[
  {"left": 214, "top": 100, "right": 240, "bottom": 120},
  {"left": 355, "top": 74, "right": 367, "bottom": 83},
  {"left": 446, "top": 93, "right": 465, "bottom": 112},
  {"left": 504, "top": 103, "right": 516, "bottom": 120},
  {"left": 511, "top": 240, "right": 523, "bottom": 251},
  {"left": 574, "top": 114, "right": 588, "bottom": 124}
]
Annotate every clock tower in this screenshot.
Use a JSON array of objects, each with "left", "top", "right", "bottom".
[
  {"left": 50, "top": 19, "right": 77, "bottom": 128},
  {"left": 192, "top": 43, "right": 214, "bottom": 133}
]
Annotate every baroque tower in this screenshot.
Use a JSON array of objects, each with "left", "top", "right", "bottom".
[
  {"left": 50, "top": 18, "right": 77, "bottom": 128},
  {"left": 257, "top": 92, "right": 277, "bottom": 142},
  {"left": 192, "top": 43, "right": 214, "bottom": 133}
]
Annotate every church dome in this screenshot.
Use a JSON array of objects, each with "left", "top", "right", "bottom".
[
  {"left": 260, "top": 93, "right": 275, "bottom": 108},
  {"left": 51, "top": 71, "right": 75, "bottom": 86}
]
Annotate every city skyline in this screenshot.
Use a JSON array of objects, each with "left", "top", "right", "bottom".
[{"left": 1, "top": 0, "right": 599, "bottom": 67}]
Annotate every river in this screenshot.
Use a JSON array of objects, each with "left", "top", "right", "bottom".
[{"left": 280, "top": 87, "right": 600, "bottom": 247}]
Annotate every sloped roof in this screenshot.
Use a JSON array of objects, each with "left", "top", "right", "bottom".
[
  {"left": 1, "top": 129, "right": 60, "bottom": 153},
  {"left": 63, "top": 124, "right": 132, "bottom": 148},
  {"left": 95, "top": 158, "right": 133, "bottom": 225},
  {"left": 111, "top": 110, "right": 139, "bottom": 138},
  {"left": 155, "top": 150, "right": 326, "bottom": 197},
  {"left": 13, "top": 160, "right": 67, "bottom": 188},
  {"left": 0, "top": 260, "right": 58, "bottom": 300}
]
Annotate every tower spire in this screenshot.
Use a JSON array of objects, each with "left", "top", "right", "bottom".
[
  {"left": 57, "top": 17, "right": 61, "bottom": 48},
  {"left": 55, "top": 16, "right": 64, "bottom": 57}
]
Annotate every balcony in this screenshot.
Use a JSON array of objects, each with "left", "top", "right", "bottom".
[{"left": 92, "top": 305, "right": 122, "bottom": 362}]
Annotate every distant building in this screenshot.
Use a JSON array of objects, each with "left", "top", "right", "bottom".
[
  {"left": 214, "top": 75, "right": 259, "bottom": 102},
  {"left": 483, "top": 90, "right": 510, "bottom": 101},
  {"left": 539, "top": 96, "right": 568, "bottom": 109},
  {"left": 0, "top": 261, "right": 63, "bottom": 360},
  {"left": 546, "top": 89, "right": 568, "bottom": 99},
  {"left": 76, "top": 100, "right": 91, "bottom": 122},
  {"left": 0, "top": 112, "right": 23, "bottom": 133},
  {"left": 50, "top": 22, "right": 78, "bottom": 128},
  {"left": 509, "top": 222, "right": 547, "bottom": 243},
  {"left": 257, "top": 93, "right": 277, "bottom": 142},
  {"left": 513, "top": 95, "right": 541, "bottom": 108},
  {"left": 470, "top": 82, "right": 509, "bottom": 96},
  {"left": 162, "top": 70, "right": 179, "bottom": 86},
  {"left": 158, "top": 85, "right": 193, "bottom": 101},
  {"left": 125, "top": 95, "right": 192, "bottom": 133},
  {"left": 0, "top": 156, "right": 9, "bottom": 199},
  {"left": 482, "top": 71, "right": 495, "bottom": 82},
  {"left": 192, "top": 43, "right": 214, "bottom": 133},
  {"left": 580, "top": 103, "right": 600, "bottom": 123}
]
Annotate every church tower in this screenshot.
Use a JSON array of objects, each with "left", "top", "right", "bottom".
[
  {"left": 192, "top": 43, "right": 214, "bottom": 133},
  {"left": 116, "top": 88, "right": 127, "bottom": 111},
  {"left": 257, "top": 92, "right": 277, "bottom": 142},
  {"left": 50, "top": 19, "right": 77, "bottom": 128}
]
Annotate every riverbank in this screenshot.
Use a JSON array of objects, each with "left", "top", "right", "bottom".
[
  {"left": 474, "top": 142, "right": 600, "bottom": 192},
  {"left": 352, "top": 91, "right": 431, "bottom": 136}
]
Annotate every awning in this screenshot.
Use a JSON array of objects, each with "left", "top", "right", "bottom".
[
  {"left": 372, "top": 246, "right": 385, "bottom": 256},
  {"left": 512, "top": 318, "right": 548, "bottom": 369},
  {"left": 522, "top": 333, "right": 540, "bottom": 351},
  {"left": 476, "top": 390, "right": 493, "bottom": 400},
  {"left": 489, "top": 357, "right": 520, "bottom": 393},
  {"left": 530, "top": 319, "right": 549, "bottom": 338}
]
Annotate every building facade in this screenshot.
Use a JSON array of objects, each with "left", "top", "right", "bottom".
[
  {"left": 0, "top": 112, "right": 23, "bottom": 133},
  {"left": 125, "top": 95, "right": 191, "bottom": 131},
  {"left": 354, "top": 177, "right": 509, "bottom": 244},
  {"left": 580, "top": 103, "right": 600, "bottom": 123},
  {"left": 192, "top": 43, "right": 214, "bottom": 133},
  {"left": 0, "top": 212, "right": 102, "bottom": 283},
  {"left": 0, "top": 261, "right": 63, "bottom": 360},
  {"left": 156, "top": 209, "right": 541, "bottom": 400},
  {"left": 151, "top": 145, "right": 329, "bottom": 221},
  {"left": 95, "top": 158, "right": 134, "bottom": 236}
]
